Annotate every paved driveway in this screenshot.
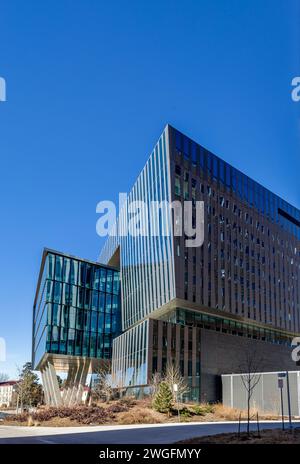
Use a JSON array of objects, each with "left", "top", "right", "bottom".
[{"left": 0, "top": 420, "right": 299, "bottom": 444}]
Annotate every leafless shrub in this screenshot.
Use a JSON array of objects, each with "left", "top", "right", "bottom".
[
  {"left": 238, "top": 347, "right": 265, "bottom": 435},
  {"left": 91, "top": 361, "right": 113, "bottom": 403},
  {"left": 164, "top": 362, "right": 190, "bottom": 401}
]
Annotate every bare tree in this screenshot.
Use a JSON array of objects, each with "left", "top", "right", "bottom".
[
  {"left": 239, "top": 347, "right": 264, "bottom": 435},
  {"left": 92, "top": 361, "right": 113, "bottom": 403},
  {"left": 0, "top": 373, "right": 9, "bottom": 382},
  {"left": 164, "top": 362, "right": 190, "bottom": 402},
  {"left": 149, "top": 372, "right": 162, "bottom": 397}
]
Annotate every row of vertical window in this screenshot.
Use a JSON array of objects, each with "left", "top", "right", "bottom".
[
  {"left": 174, "top": 168, "right": 299, "bottom": 329},
  {"left": 112, "top": 320, "right": 148, "bottom": 387},
  {"left": 175, "top": 170, "right": 300, "bottom": 246},
  {"left": 174, "top": 130, "right": 300, "bottom": 239},
  {"left": 33, "top": 254, "right": 121, "bottom": 364},
  {"left": 33, "top": 299, "right": 120, "bottom": 359},
  {"left": 45, "top": 280, "right": 119, "bottom": 312},
  {"left": 121, "top": 131, "right": 175, "bottom": 330},
  {"left": 46, "top": 253, "right": 120, "bottom": 294},
  {"left": 48, "top": 303, "right": 119, "bottom": 333},
  {"left": 174, "top": 309, "right": 293, "bottom": 346},
  {"left": 46, "top": 327, "right": 112, "bottom": 358}
]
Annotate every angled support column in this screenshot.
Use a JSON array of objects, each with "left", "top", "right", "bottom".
[
  {"left": 75, "top": 358, "right": 90, "bottom": 404},
  {"left": 41, "top": 367, "right": 51, "bottom": 405},
  {"left": 47, "top": 361, "right": 63, "bottom": 406},
  {"left": 44, "top": 364, "right": 55, "bottom": 405},
  {"left": 62, "top": 365, "right": 76, "bottom": 405},
  {"left": 42, "top": 358, "right": 91, "bottom": 407},
  {"left": 42, "top": 360, "right": 63, "bottom": 406},
  {"left": 68, "top": 360, "right": 84, "bottom": 406},
  {"left": 65, "top": 358, "right": 90, "bottom": 406}
]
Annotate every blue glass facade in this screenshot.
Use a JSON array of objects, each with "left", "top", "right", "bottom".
[{"left": 32, "top": 249, "right": 121, "bottom": 369}]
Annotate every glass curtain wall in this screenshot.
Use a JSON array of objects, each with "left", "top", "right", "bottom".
[
  {"left": 111, "top": 319, "right": 149, "bottom": 388},
  {"left": 32, "top": 251, "right": 121, "bottom": 368}
]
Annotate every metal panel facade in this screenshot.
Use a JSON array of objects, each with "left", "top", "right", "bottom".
[
  {"left": 168, "top": 125, "right": 300, "bottom": 335},
  {"left": 111, "top": 319, "right": 149, "bottom": 388},
  {"left": 100, "top": 126, "right": 176, "bottom": 330}
]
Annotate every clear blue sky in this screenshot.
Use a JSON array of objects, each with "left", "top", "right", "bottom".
[{"left": 0, "top": 0, "right": 299, "bottom": 378}]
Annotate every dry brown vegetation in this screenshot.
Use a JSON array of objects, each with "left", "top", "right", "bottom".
[
  {"left": 1, "top": 399, "right": 281, "bottom": 427},
  {"left": 117, "top": 407, "right": 163, "bottom": 425},
  {"left": 211, "top": 404, "right": 278, "bottom": 421},
  {"left": 177, "top": 428, "right": 300, "bottom": 444}
]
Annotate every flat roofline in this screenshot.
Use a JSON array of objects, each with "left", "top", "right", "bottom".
[
  {"left": 33, "top": 247, "right": 118, "bottom": 310},
  {"left": 42, "top": 247, "right": 119, "bottom": 270},
  {"left": 0, "top": 381, "right": 19, "bottom": 386},
  {"left": 168, "top": 123, "right": 300, "bottom": 214}
]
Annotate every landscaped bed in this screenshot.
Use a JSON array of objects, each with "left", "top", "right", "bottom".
[
  {"left": 176, "top": 428, "right": 300, "bottom": 444},
  {"left": 1, "top": 399, "right": 281, "bottom": 427}
]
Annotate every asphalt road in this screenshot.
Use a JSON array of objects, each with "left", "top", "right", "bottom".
[{"left": 1, "top": 420, "right": 299, "bottom": 444}]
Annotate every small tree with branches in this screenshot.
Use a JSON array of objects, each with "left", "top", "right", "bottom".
[
  {"left": 149, "top": 372, "right": 161, "bottom": 397},
  {"left": 164, "top": 362, "right": 190, "bottom": 402},
  {"left": 92, "top": 361, "right": 113, "bottom": 403},
  {"left": 239, "top": 347, "right": 264, "bottom": 435}
]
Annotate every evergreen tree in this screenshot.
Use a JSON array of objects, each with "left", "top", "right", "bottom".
[
  {"left": 152, "top": 381, "right": 173, "bottom": 415},
  {"left": 17, "top": 362, "right": 43, "bottom": 409}
]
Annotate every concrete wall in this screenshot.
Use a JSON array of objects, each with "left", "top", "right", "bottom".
[{"left": 200, "top": 329, "right": 300, "bottom": 403}]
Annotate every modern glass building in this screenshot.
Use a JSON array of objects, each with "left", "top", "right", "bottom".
[
  {"left": 100, "top": 124, "right": 300, "bottom": 401},
  {"left": 32, "top": 249, "right": 121, "bottom": 405},
  {"left": 32, "top": 125, "right": 300, "bottom": 404}
]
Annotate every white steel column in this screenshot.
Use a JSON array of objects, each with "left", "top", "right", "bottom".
[
  {"left": 75, "top": 358, "right": 90, "bottom": 404},
  {"left": 44, "top": 364, "right": 55, "bottom": 405},
  {"left": 46, "top": 361, "right": 63, "bottom": 406},
  {"left": 68, "top": 360, "right": 84, "bottom": 406},
  {"left": 63, "top": 365, "right": 76, "bottom": 405},
  {"left": 41, "top": 367, "right": 51, "bottom": 405}
]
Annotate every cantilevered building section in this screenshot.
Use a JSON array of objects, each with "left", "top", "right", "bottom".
[
  {"left": 32, "top": 249, "right": 121, "bottom": 406},
  {"left": 100, "top": 124, "right": 300, "bottom": 401},
  {"left": 100, "top": 127, "right": 176, "bottom": 330}
]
